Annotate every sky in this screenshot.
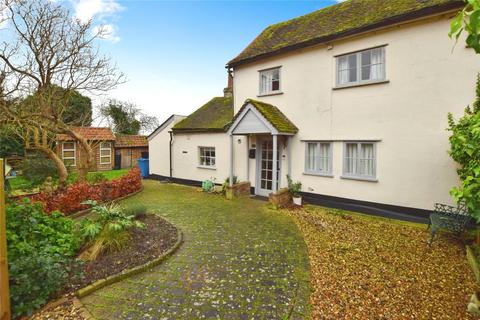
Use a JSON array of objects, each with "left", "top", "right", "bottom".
[{"left": 40, "top": 0, "right": 341, "bottom": 128}]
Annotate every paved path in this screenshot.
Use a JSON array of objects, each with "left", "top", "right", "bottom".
[{"left": 81, "top": 180, "right": 311, "bottom": 319}]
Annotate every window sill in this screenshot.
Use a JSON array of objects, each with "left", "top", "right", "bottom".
[
  {"left": 257, "top": 91, "right": 283, "bottom": 97},
  {"left": 197, "top": 165, "right": 216, "bottom": 170},
  {"left": 340, "top": 175, "right": 378, "bottom": 182},
  {"left": 333, "top": 80, "right": 389, "bottom": 90},
  {"left": 303, "top": 172, "right": 334, "bottom": 178}
]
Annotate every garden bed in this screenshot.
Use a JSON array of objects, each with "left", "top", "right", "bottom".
[
  {"left": 285, "top": 205, "right": 476, "bottom": 319},
  {"left": 72, "top": 214, "right": 178, "bottom": 290},
  {"left": 29, "top": 214, "right": 179, "bottom": 320}
]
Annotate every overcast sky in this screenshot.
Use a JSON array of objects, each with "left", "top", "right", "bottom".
[{"left": 15, "top": 0, "right": 341, "bottom": 130}]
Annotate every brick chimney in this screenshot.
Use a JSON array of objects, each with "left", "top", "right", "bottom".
[{"left": 224, "top": 70, "right": 233, "bottom": 98}]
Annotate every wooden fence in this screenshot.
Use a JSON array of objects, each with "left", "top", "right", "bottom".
[{"left": 0, "top": 159, "right": 11, "bottom": 319}]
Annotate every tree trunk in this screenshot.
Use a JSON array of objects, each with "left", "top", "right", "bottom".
[
  {"left": 33, "top": 146, "right": 68, "bottom": 189},
  {"left": 65, "top": 129, "right": 94, "bottom": 182}
]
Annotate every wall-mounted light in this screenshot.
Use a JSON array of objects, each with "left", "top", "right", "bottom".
[{"left": 237, "top": 139, "right": 242, "bottom": 144}]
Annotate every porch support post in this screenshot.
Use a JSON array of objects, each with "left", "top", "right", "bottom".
[
  {"left": 287, "top": 136, "right": 292, "bottom": 177},
  {"left": 229, "top": 134, "right": 234, "bottom": 187},
  {"left": 272, "top": 134, "right": 278, "bottom": 193},
  {"left": 246, "top": 135, "right": 249, "bottom": 183}
]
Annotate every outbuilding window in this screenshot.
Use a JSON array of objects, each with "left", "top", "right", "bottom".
[
  {"left": 259, "top": 67, "right": 281, "bottom": 95},
  {"left": 343, "top": 142, "right": 376, "bottom": 180},
  {"left": 62, "top": 142, "right": 76, "bottom": 167},
  {"left": 199, "top": 147, "right": 216, "bottom": 167},
  {"left": 336, "top": 47, "right": 385, "bottom": 87},
  {"left": 305, "top": 142, "right": 332, "bottom": 176},
  {"left": 100, "top": 142, "right": 112, "bottom": 165}
]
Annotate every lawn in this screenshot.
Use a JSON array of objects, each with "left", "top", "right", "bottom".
[
  {"left": 7, "top": 168, "right": 131, "bottom": 195},
  {"left": 285, "top": 205, "right": 476, "bottom": 319}
]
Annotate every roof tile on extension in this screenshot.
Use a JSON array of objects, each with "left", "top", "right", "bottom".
[
  {"left": 234, "top": 99, "right": 298, "bottom": 134},
  {"left": 115, "top": 135, "right": 148, "bottom": 148},
  {"left": 56, "top": 127, "right": 115, "bottom": 141},
  {"left": 172, "top": 96, "right": 234, "bottom": 132}
]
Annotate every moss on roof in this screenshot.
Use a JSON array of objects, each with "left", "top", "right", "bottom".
[
  {"left": 173, "top": 96, "right": 233, "bottom": 132},
  {"left": 228, "top": 0, "right": 461, "bottom": 66},
  {"left": 240, "top": 99, "right": 298, "bottom": 134}
]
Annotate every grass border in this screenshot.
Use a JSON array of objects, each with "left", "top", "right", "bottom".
[{"left": 76, "top": 221, "right": 183, "bottom": 298}]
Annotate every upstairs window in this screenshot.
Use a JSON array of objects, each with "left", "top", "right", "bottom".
[
  {"left": 305, "top": 142, "right": 332, "bottom": 176},
  {"left": 100, "top": 142, "right": 112, "bottom": 164},
  {"left": 343, "top": 142, "right": 376, "bottom": 180},
  {"left": 62, "top": 142, "right": 76, "bottom": 167},
  {"left": 259, "top": 67, "right": 281, "bottom": 95},
  {"left": 336, "top": 47, "right": 385, "bottom": 87},
  {"left": 199, "top": 147, "right": 216, "bottom": 167}
]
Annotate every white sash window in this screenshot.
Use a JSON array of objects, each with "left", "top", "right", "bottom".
[
  {"left": 337, "top": 47, "right": 385, "bottom": 87},
  {"left": 343, "top": 142, "right": 376, "bottom": 180},
  {"left": 305, "top": 142, "right": 332, "bottom": 176},
  {"left": 62, "top": 142, "right": 76, "bottom": 167},
  {"left": 100, "top": 142, "right": 112, "bottom": 164},
  {"left": 259, "top": 67, "right": 281, "bottom": 95},
  {"left": 199, "top": 147, "right": 216, "bottom": 167}
]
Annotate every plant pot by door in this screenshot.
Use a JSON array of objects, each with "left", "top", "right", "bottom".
[{"left": 293, "top": 196, "right": 302, "bottom": 206}]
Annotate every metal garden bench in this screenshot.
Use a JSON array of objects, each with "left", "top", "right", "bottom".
[{"left": 428, "top": 202, "right": 471, "bottom": 245}]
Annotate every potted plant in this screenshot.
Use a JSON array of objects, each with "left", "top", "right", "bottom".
[{"left": 287, "top": 175, "right": 302, "bottom": 206}]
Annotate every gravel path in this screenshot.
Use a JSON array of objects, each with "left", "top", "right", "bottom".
[{"left": 81, "top": 180, "right": 311, "bottom": 319}]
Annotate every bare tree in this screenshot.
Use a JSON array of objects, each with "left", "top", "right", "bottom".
[{"left": 0, "top": 0, "right": 125, "bottom": 186}]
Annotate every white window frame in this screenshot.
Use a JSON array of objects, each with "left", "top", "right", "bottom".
[
  {"left": 99, "top": 142, "right": 112, "bottom": 165},
  {"left": 62, "top": 142, "right": 76, "bottom": 167},
  {"left": 304, "top": 142, "right": 333, "bottom": 177},
  {"left": 258, "top": 67, "right": 281, "bottom": 96},
  {"left": 198, "top": 146, "right": 216, "bottom": 169},
  {"left": 336, "top": 46, "right": 386, "bottom": 87},
  {"left": 342, "top": 142, "right": 377, "bottom": 181}
]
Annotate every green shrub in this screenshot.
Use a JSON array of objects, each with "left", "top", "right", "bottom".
[
  {"left": 221, "top": 176, "right": 238, "bottom": 195},
  {"left": 448, "top": 75, "right": 480, "bottom": 221},
  {"left": 121, "top": 203, "right": 148, "bottom": 219},
  {"left": 87, "top": 172, "right": 107, "bottom": 184},
  {"left": 80, "top": 201, "right": 145, "bottom": 260},
  {"left": 6, "top": 200, "right": 82, "bottom": 317},
  {"left": 287, "top": 175, "right": 302, "bottom": 197},
  {"left": 21, "top": 155, "right": 58, "bottom": 186}
]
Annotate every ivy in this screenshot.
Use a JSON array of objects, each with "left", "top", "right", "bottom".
[{"left": 448, "top": 75, "right": 480, "bottom": 222}]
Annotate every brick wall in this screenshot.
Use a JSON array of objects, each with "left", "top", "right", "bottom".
[
  {"left": 56, "top": 140, "right": 114, "bottom": 172},
  {"left": 269, "top": 188, "right": 292, "bottom": 209},
  {"left": 225, "top": 181, "right": 251, "bottom": 199}
]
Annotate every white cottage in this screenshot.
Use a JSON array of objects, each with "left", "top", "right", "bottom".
[{"left": 149, "top": 0, "right": 480, "bottom": 222}]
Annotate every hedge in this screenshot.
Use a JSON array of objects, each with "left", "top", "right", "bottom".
[{"left": 29, "top": 168, "right": 142, "bottom": 215}]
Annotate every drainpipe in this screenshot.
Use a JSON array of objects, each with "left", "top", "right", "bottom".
[{"left": 169, "top": 131, "right": 173, "bottom": 179}]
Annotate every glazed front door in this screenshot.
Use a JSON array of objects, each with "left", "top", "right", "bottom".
[{"left": 256, "top": 137, "right": 280, "bottom": 196}]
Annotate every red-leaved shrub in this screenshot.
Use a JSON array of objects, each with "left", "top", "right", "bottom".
[{"left": 30, "top": 168, "right": 142, "bottom": 215}]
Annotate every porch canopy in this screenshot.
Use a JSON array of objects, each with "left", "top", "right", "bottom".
[{"left": 227, "top": 99, "right": 298, "bottom": 192}]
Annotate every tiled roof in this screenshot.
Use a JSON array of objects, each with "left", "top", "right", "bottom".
[
  {"left": 228, "top": 0, "right": 462, "bottom": 67},
  {"left": 115, "top": 135, "right": 148, "bottom": 148},
  {"left": 236, "top": 99, "right": 298, "bottom": 134},
  {"left": 56, "top": 127, "right": 115, "bottom": 141},
  {"left": 172, "top": 96, "right": 234, "bottom": 132}
]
